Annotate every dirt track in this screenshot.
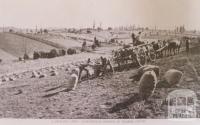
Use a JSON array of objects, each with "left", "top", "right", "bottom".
[{"left": 0, "top": 44, "right": 200, "bottom": 119}]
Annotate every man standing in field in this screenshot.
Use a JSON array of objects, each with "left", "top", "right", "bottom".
[
  {"left": 81, "top": 40, "right": 87, "bottom": 52},
  {"left": 78, "top": 58, "right": 93, "bottom": 81},
  {"left": 136, "top": 32, "right": 142, "bottom": 42},
  {"left": 131, "top": 32, "right": 143, "bottom": 46},
  {"left": 185, "top": 37, "right": 190, "bottom": 56},
  {"left": 131, "top": 33, "right": 136, "bottom": 46}
]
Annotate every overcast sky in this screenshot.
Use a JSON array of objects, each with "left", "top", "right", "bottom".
[{"left": 0, "top": 0, "right": 199, "bottom": 30}]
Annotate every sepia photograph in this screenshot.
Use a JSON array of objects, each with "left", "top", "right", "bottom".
[{"left": 0, "top": 0, "right": 200, "bottom": 123}]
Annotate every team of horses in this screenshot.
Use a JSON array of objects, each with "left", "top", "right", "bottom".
[
  {"left": 112, "top": 37, "right": 184, "bottom": 69},
  {"left": 76, "top": 37, "right": 184, "bottom": 85},
  {"left": 154, "top": 38, "right": 182, "bottom": 57}
]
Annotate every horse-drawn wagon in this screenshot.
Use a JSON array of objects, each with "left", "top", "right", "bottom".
[{"left": 111, "top": 43, "right": 157, "bottom": 69}]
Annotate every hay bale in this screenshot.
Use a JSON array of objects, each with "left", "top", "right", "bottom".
[
  {"left": 9, "top": 76, "right": 16, "bottom": 81},
  {"left": 2, "top": 76, "right": 9, "bottom": 82},
  {"left": 50, "top": 70, "right": 58, "bottom": 76},
  {"left": 48, "top": 49, "right": 58, "bottom": 58},
  {"left": 13, "top": 74, "right": 20, "bottom": 79},
  {"left": 130, "top": 65, "right": 160, "bottom": 81},
  {"left": 67, "top": 48, "right": 76, "bottom": 55},
  {"left": 31, "top": 71, "right": 39, "bottom": 78},
  {"left": 39, "top": 73, "right": 47, "bottom": 78},
  {"left": 23, "top": 53, "right": 29, "bottom": 60},
  {"left": 139, "top": 70, "right": 158, "bottom": 100},
  {"left": 58, "top": 49, "right": 66, "bottom": 56},
  {"left": 163, "top": 69, "right": 183, "bottom": 86},
  {"left": 39, "top": 51, "right": 48, "bottom": 58},
  {"left": 33, "top": 51, "right": 40, "bottom": 59}
]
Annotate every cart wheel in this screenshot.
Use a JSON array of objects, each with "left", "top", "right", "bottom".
[{"left": 136, "top": 48, "right": 147, "bottom": 66}]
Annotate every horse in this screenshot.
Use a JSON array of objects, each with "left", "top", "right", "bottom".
[{"left": 166, "top": 39, "right": 182, "bottom": 56}]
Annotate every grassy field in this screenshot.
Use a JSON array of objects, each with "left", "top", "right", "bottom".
[
  {"left": 0, "top": 49, "right": 16, "bottom": 62},
  {"left": 0, "top": 33, "right": 56, "bottom": 58}
]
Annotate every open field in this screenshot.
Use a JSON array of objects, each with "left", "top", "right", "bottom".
[
  {"left": 0, "top": 33, "right": 56, "bottom": 58},
  {"left": 0, "top": 49, "right": 16, "bottom": 62},
  {"left": 0, "top": 29, "right": 200, "bottom": 119},
  {"left": 0, "top": 34, "right": 200, "bottom": 118}
]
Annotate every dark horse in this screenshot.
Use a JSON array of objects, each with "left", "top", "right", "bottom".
[{"left": 164, "top": 39, "right": 182, "bottom": 56}]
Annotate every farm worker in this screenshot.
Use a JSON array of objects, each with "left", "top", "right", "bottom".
[
  {"left": 94, "top": 37, "right": 100, "bottom": 47},
  {"left": 185, "top": 37, "right": 190, "bottom": 56},
  {"left": 135, "top": 32, "right": 142, "bottom": 45},
  {"left": 136, "top": 32, "right": 142, "bottom": 41},
  {"left": 100, "top": 56, "right": 107, "bottom": 76},
  {"left": 81, "top": 40, "right": 87, "bottom": 52},
  {"left": 69, "top": 68, "right": 80, "bottom": 90},
  {"left": 131, "top": 33, "right": 136, "bottom": 46},
  {"left": 78, "top": 58, "right": 93, "bottom": 81},
  {"left": 82, "top": 40, "right": 86, "bottom": 47}
]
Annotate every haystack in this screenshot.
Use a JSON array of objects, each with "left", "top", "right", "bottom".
[
  {"left": 50, "top": 70, "right": 58, "bottom": 76},
  {"left": 31, "top": 71, "right": 39, "bottom": 78},
  {"left": 163, "top": 69, "right": 183, "bottom": 87},
  {"left": 139, "top": 70, "right": 158, "bottom": 100},
  {"left": 39, "top": 73, "right": 47, "bottom": 78},
  {"left": 9, "top": 76, "right": 16, "bottom": 81},
  {"left": 130, "top": 65, "right": 160, "bottom": 81},
  {"left": 2, "top": 76, "right": 9, "bottom": 82}
]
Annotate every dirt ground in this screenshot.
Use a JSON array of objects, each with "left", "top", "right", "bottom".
[{"left": 0, "top": 43, "right": 200, "bottom": 119}]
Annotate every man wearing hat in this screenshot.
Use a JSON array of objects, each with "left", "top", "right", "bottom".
[{"left": 135, "top": 32, "right": 142, "bottom": 45}]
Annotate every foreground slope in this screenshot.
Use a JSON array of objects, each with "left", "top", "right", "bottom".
[{"left": 0, "top": 45, "right": 200, "bottom": 118}]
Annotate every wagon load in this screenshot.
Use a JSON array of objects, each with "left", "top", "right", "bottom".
[
  {"left": 129, "top": 65, "right": 160, "bottom": 82},
  {"left": 112, "top": 42, "right": 157, "bottom": 70},
  {"left": 139, "top": 70, "right": 158, "bottom": 100},
  {"left": 157, "top": 69, "right": 183, "bottom": 88}
]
